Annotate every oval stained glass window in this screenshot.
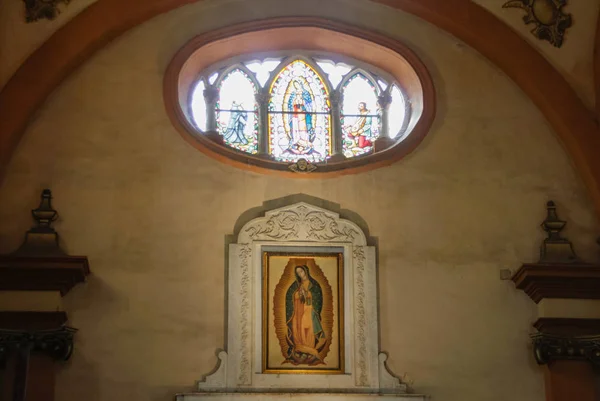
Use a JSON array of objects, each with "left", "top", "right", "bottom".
[
  {"left": 341, "top": 73, "right": 381, "bottom": 158},
  {"left": 216, "top": 69, "right": 259, "bottom": 154},
  {"left": 268, "top": 60, "right": 331, "bottom": 163}
]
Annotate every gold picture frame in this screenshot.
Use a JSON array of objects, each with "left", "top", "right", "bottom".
[{"left": 262, "top": 251, "right": 345, "bottom": 374}]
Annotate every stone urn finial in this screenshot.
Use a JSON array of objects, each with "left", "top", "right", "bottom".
[
  {"left": 31, "top": 189, "right": 58, "bottom": 232},
  {"left": 539, "top": 200, "right": 579, "bottom": 263},
  {"left": 15, "top": 189, "right": 64, "bottom": 256}
]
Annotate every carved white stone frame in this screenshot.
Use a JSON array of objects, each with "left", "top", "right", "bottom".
[{"left": 198, "top": 202, "right": 405, "bottom": 392}]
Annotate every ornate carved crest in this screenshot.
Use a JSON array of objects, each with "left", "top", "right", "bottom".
[
  {"left": 502, "top": 0, "right": 572, "bottom": 48},
  {"left": 288, "top": 158, "right": 317, "bottom": 173},
  {"left": 241, "top": 203, "right": 364, "bottom": 245},
  {"left": 23, "top": 0, "right": 70, "bottom": 22}
]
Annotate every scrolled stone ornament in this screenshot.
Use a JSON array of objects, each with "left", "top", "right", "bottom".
[
  {"left": 0, "top": 326, "right": 77, "bottom": 362},
  {"left": 24, "top": 0, "right": 71, "bottom": 23},
  {"left": 502, "top": 0, "right": 572, "bottom": 48},
  {"left": 288, "top": 158, "right": 317, "bottom": 173}
]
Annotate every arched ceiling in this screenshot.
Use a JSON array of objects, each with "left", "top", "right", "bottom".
[
  {"left": 0, "top": 0, "right": 599, "bottom": 221},
  {"left": 0, "top": 0, "right": 97, "bottom": 87},
  {"left": 474, "top": 0, "right": 600, "bottom": 109},
  {"left": 2, "top": 0, "right": 598, "bottom": 108}
]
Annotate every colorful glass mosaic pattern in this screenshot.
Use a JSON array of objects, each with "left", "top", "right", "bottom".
[
  {"left": 216, "top": 69, "right": 259, "bottom": 154},
  {"left": 268, "top": 60, "right": 331, "bottom": 163},
  {"left": 341, "top": 73, "right": 381, "bottom": 158}
]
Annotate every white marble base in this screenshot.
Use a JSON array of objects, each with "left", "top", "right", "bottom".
[
  {"left": 198, "top": 352, "right": 407, "bottom": 393},
  {"left": 178, "top": 392, "right": 427, "bottom": 401}
]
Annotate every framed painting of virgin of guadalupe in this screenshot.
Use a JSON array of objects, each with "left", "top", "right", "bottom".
[{"left": 262, "top": 252, "right": 344, "bottom": 374}]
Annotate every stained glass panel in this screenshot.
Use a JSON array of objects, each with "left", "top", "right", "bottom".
[
  {"left": 388, "top": 85, "right": 406, "bottom": 139},
  {"left": 268, "top": 60, "right": 331, "bottom": 162},
  {"left": 190, "top": 80, "right": 207, "bottom": 131},
  {"left": 216, "top": 69, "right": 259, "bottom": 154},
  {"left": 341, "top": 73, "right": 380, "bottom": 158}
]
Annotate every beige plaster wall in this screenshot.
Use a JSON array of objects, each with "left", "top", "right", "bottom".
[
  {"left": 0, "top": 0, "right": 598, "bottom": 400},
  {"left": 1, "top": 0, "right": 598, "bottom": 110}
]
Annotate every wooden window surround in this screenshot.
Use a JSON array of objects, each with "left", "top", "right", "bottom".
[{"left": 163, "top": 18, "right": 436, "bottom": 176}]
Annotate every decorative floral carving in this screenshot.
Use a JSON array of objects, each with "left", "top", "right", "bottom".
[
  {"left": 245, "top": 210, "right": 300, "bottom": 240},
  {"left": 244, "top": 204, "right": 360, "bottom": 243},
  {"left": 24, "top": 0, "right": 70, "bottom": 23},
  {"left": 238, "top": 244, "right": 252, "bottom": 385},
  {"left": 305, "top": 210, "right": 358, "bottom": 241},
  {"left": 353, "top": 246, "right": 369, "bottom": 386}
]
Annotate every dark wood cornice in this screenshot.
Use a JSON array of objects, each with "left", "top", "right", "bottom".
[
  {"left": 0, "top": 190, "right": 90, "bottom": 296},
  {"left": 512, "top": 263, "right": 600, "bottom": 304},
  {"left": 0, "top": 255, "right": 89, "bottom": 296}
]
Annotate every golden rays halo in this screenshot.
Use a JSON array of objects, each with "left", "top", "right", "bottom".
[
  {"left": 274, "top": 258, "right": 334, "bottom": 364},
  {"left": 262, "top": 252, "right": 344, "bottom": 374}
]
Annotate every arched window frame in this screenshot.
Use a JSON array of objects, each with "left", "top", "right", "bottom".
[
  {"left": 202, "top": 64, "right": 261, "bottom": 153},
  {"left": 339, "top": 68, "right": 384, "bottom": 158},
  {"left": 194, "top": 53, "right": 410, "bottom": 161},
  {"left": 263, "top": 56, "right": 334, "bottom": 161},
  {"left": 165, "top": 20, "right": 436, "bottom": 176}
]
